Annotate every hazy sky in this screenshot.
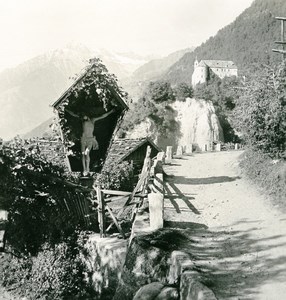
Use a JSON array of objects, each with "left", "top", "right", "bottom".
[{"left": 0, "top": 0, "right": 253, "bottom": 71}]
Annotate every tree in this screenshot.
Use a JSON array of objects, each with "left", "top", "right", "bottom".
[
  {"left": 232, "top": 62, "right": 286, "bottom": 158},
  {"left": 173, "top": 83, "right": 193, "bottom": 101},
  {"left": 144, "top": 81, "right": 175, "bottom": 103}
]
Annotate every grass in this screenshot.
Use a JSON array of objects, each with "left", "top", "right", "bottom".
[{"left": 239, "top": 149, "right": 286, "bottom": 211}]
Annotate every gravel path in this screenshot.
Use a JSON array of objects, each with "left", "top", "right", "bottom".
[{"left": 164, "top": 151, "right": 286, "bottom": 300}]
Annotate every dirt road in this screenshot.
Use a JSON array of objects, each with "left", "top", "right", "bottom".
[{"left": 164, "top": 151, "right": 286, "bottom": 300}]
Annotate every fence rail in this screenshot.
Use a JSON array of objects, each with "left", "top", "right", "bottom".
[{"left": 55, "top": 146, "right": 166, "bottom": 239}]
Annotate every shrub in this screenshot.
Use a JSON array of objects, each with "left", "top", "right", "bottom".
[
  {"left": 0, "top": 234, "right": 96, "bottom": 300},
  {"left": 173, "top": 83, "right": 193, "bottom": 101},
  {"left": 144, "top": 81, "right": 175, "bottom": 103},
  {"left": 119, "top": 82, "right": 180, "bottom": 141},
  {"left": 96, "top": 161, "right": 134, "bottom": 192},
  {"left": 0, "top": 138, "right": 89, "bottom": 255}
]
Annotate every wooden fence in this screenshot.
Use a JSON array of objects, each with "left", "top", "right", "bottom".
[
  {"left": 92, "top": 145, "right": 166, "bottom": 238},
  {"left": 52, "top": 145, "right": 165, "bottom": 238}
]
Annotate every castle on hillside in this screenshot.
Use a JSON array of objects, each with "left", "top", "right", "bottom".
[{"left": 192, "top": 59, "right": 238, "bottom": 86}]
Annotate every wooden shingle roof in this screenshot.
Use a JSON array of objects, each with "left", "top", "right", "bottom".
[
  {"left": 51, "top": 60, "right": 128, "bottom": 110},
  {"left": 104, "top": 138, "right": 161, "bottom": 165}
]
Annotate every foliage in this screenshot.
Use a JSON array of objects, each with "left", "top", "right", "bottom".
[
  {"left": 194, "top": 75, "right": 241, "bottom": 142},
  {"left": 118, "top": 81, "right": 181, "bottom": 139},
  {"left": 232, "top": 62, "right": 286, "bottom": 157},
  {"left": 0, "top": 234, "right": 96, "bottom": 300},
  {"left": 173, "top": 82, "right": 193, "bottom": 101},
  {"left": 0, "top": 138, "right": 87, "bottom": 255},
  {"left": 149, "top": 104, "right": 180, "bottom": 138},
  {"left": 96, "top": 161, "right": 134, "bottom": 192},
  {"left": 143, "top": 81, "right": 175, "bottom": 103},
  {"left": 56, "top": 58, "right": 128, "bottom": 150}
]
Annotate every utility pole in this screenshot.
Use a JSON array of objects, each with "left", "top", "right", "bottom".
[{"left": 272, "top": 17, "right": 286, "bottom": 61}]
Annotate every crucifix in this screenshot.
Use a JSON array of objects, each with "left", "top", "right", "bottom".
[{"left": 66, "top": 108, "right": 115, "bottom": 176}]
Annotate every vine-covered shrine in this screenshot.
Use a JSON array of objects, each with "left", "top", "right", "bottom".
[{"left": 51, "top": 59, "right": 129, "bottom": 174}]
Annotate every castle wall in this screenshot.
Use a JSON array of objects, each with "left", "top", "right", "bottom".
[
  {"left": 210, "top": 67, "right": 237, "bottom": 79},
  {"left": 191, "top": 66, "right": 208, "bottom": 86}
]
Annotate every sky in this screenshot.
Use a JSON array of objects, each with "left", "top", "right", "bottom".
[{"left": 0, "top": 0, "right": 254, "bottom": 71}]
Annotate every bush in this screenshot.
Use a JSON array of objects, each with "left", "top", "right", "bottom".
[
  {"left": 96, "top": 161, "right": 134, "bottom": 192},
  {"left": 0, "top": 234, "right": 96, "bottom": 300},
  {"left": 119, "top": 82, "right": 180, "bottom": 141},
  {"left": 144, "top": 81, "right": 175, "bottom": 103},
  {"left": 0, "top": 138, "right": 91, "bottom": 255},
  {"left": 173, "top": 83, "right": 193, "bottom": 101}
]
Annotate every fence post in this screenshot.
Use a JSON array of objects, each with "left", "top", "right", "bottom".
[
  {"left": 176, "top": 145, "right": 183, "bottom": 156},
  {"left": 166, "top": 146, "right": 173, "bottom": 160},
  {"left": 185, "top": 144, "right": 193, "bottom": 154},
  {"left": 149, "top": 193, "right": 164, "bottom": 230},
  {"left": 157, "top": 152, "right": 165, "bottom": 164},
  {"left": 96, "top": 186, "right": 105, "bottom": 237}
]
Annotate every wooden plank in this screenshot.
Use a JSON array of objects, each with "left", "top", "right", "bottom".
[
  {"left": 75, "top": 193, "right": 86, "bottom": 220},
  {"left": 96, "top": 186, "right": 105, "bottom": 237},
  {"left": 276, "top": 17, "right": 286, "bottom": 21},
  {"left": 105, "top": 205, "right": 125, "bottom": 238},
  {"left": 101, "top": 189, "right": 132, "bottom": 196},
  {"left": 71, "top": 192, "right": 83, "bottom": 219},
  {"left": 76, "top": 193, "right": 89, "bottom": 226},
  {"left": 107, "top": 195, "right": 130, "bottom": 202},
  {"left": 272, "top": 48, "right": 286, "bottom": 54},
  {"left": 106, "top": 147, "right": 152, "bottom": 231},
  {"left": 66, "top": 191, "right": 76, "bottom": 215}
]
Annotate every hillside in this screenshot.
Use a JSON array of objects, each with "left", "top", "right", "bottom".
[
  {"left": 164, "top": 0, "right": 285, "bottom": 85},
  {"left": 122, "top": 48, "right": 194, "bottom": 100},
  {"left": 22, "top": 117, "right": 54, "bottom": 139},
  {"left": 132, "top": 48, "right": 194, "bottom": 82},
  {"left": 0, "top": 47, "right": 90, "bottom": 140}
]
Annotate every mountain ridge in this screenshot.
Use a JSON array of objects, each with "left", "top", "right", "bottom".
[
  {"left": 0, "top": 44, "right": 155, "bottom": 140},
  {"left": 163, "top": 0, "right": 285, "bottom": 85}
]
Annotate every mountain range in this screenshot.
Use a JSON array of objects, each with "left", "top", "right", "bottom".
[
  {"left": 0, "top": 44, "right": 194, "bottom": 140},
  {"left": 0, "top": 45, "right": 159, "bottom": 140},
  {"left": 2, "top": 0, "right": 285, "bottom": 140}
]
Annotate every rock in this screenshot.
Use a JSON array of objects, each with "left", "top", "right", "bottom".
[
  {"left": 113, "top": 230, "right": 186, "bottom": 300},
  {"left": 172, "top": 98, "right": 223, "bottom": 151},
  {"left": 168, "top": 251, "right": 190, "bottom": 284},
  {"left": 133, "top": 282, "right": 164, "bottom": 300},
  {"left": 123, "top": 98, "right": 223, "bottom": 151},
  {"left": 155, "top": 287, "right": 179, "bottom": 300},
  {"left": 124, "top": 119, "right": 155, "bottom": 140},
  {"left": 180, "top": 271, "right": 217, "bottom": 300}
]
